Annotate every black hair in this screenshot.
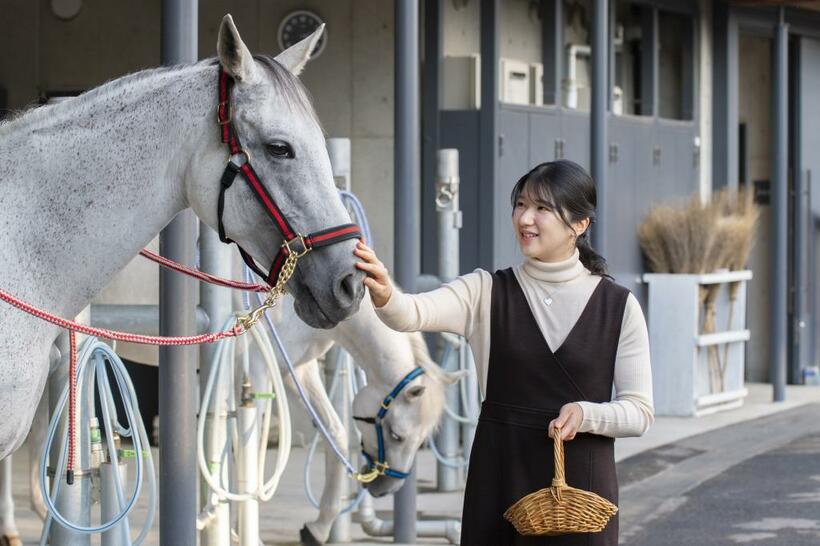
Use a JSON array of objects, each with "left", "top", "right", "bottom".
[{"left": 509, "top": 159, "right": 611, "bottom": 278}]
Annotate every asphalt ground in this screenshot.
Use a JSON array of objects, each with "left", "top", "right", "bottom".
[{"left": 618, "top": 404, "right": 820, "bottom": 546}]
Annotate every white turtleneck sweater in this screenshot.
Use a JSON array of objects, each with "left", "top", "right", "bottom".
[{"left": 375, "top": 248, "right": 654, "bottom": 438}]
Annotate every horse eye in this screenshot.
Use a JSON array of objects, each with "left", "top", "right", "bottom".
[
  {"left": 389, "top": 428, "right": 403, "bottom": 443},
  {"left": 266, "top": 141, "right": 294, "bottom": 159}
]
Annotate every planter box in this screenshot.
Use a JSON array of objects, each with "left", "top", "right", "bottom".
[{"left": 642, "top": 270, "right": 753, "bottom": 417}]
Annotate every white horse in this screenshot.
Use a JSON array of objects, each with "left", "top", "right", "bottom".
[
  {"left": 265, "top": 293, "right": 467, "bottom": 545},
  {"left": 0, "top": 14, "right": 364, "bottom": 544}
]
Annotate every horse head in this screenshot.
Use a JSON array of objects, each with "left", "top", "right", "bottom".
[
  {"left": 188, "top": 15, "right": 364, "bottom": 328},
  {"left": 352, "top": 331, "right": 468, "bottom": 497}
]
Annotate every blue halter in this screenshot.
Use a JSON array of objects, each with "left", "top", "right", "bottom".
[{"left": 353, "top": 367, "right": 426, "bottom": 480}]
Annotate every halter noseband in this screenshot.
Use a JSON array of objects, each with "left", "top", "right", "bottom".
[
  {"left": 353, "top": 367, "right": 425, "bottom": 480},
  {"left": 215, "top": 68, "right": 362, "bottom": 287}
]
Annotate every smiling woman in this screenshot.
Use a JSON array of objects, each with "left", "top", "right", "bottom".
[{"left": 355, "top": 159, "right": 654, "bottom": 545}]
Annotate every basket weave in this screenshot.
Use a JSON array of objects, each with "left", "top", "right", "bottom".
[{"left": 503, "top": 428, "right": 618, "bottom": 536}]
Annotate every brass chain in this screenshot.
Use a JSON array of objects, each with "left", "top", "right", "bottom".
[{"left": 235, "top": 246, "right": 303, "bottom": 333}]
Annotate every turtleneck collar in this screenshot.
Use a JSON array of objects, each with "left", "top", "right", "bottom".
[{"left": 521, "top": 247, "right": 586, "bottom": 283}]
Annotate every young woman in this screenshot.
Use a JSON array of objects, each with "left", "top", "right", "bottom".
[{"left": 354, "top": 159, "right": 654, "bottom": 545}]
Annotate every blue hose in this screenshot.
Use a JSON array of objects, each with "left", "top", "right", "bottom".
[{"left": 39, "top": 338, "right": 156, "bottom": 544}]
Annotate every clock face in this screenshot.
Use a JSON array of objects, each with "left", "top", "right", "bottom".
[{"left": 278, "top": 10, "right": 327, "bottom": 59}]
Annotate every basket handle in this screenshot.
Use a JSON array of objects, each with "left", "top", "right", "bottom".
[{"left": 551, "top": 426, "right": 566, "bottom": 488}]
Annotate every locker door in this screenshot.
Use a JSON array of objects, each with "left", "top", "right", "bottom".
[
  {"left": 607, "top": 118, "right": 642, "bottom": 297},
  {"left": 495, "top": 107, "right": 530, "bottom": 269}
]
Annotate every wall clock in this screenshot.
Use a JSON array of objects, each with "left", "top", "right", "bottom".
[{"left": 277, "top": 10, "right": 327, "bottom": 59}]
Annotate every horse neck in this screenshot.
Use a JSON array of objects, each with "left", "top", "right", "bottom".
[
  {"left": 0, "top": 62, "right": 217, "bottom": 318},
  {"left": 332, "top": 300, "right": 420, "bottom": 390}
]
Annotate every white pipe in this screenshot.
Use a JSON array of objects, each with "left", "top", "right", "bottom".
[
  {"left": 100, "top": 462, "right": 129, "bottom": 546},
  {"left": 237, "top": 404, "right": 259, "bottom": 546},
  {"left": 357, "top": 493, "right": 461, "bottom": 544},
  {"left": 565, "top": 44, "right": 591, "bottom": 109}
]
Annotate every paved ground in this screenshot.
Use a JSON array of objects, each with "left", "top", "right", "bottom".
[
  {"left": 6, "top": 383, "right": 820, "bottom": 545},
  {"left": 619, "top": 403, "right": 820, "bottom": 545}
]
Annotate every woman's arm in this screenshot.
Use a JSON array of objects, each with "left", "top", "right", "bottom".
[
  {"left": 354, "top": 241, "right": 490, "bottom": 337},
  {"left": 575, "top": 293, "right": 655, "bottom": 438}
]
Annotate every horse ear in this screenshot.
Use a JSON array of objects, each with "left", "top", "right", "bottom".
[
  {"left": 404, "top": 385, "right": 426, "bottom": 400},
  {"left": 217, "top": 14, "right": 259, "bottom": 82},
  {"left": 441, "top": 369, "right": 470, "bottom": 385},
  {"left": 274, "top": 24, "right": 325, "bottom": 76}
]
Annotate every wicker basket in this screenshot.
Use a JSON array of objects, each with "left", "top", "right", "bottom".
[{"left": 503, "top": 428, "right": 618, "bottom": 536}]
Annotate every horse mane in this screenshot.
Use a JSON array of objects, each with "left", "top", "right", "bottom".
[{"left": 0, "top": 55, "right": 321, "bottom": 135}]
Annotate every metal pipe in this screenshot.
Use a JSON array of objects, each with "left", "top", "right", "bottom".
[
  {"left": 100, "top": 462, "right": 130, "bottom": 546},
  {"left": 237, "top": 401, "right": 260, "bottom": 546},
  {"left": 394, "top": 0, "right": 421, "bottom": 295},
  {"left": 357, "top": 493, "right": 461, "bottom": 544},
  {"left": 435, "top": 150, "right": 462, "bottom": 492},
  {"left": 394, "top": 0, "right": 420, "bottom": 541},
  {"left": 793, "top": 171, "right": 809, "bottom": 382},
  {"left": 479, "top": 0, "right": 499, "bottom": 269},
  {"left": 590, "top": 0, "right": 609, "bottom": 257},
  {"left": 327, "top": 137, "right": 354, "bottom": 543},
  {"left": 159, "top": 2, "right": 198, "bottom": 543},
  {"left": 770, "top": 8, "right": 788, "bottom": 401},
  {"left": 326, "top": 351, "right": 352, "bottom": 543},
  {"left": 565, "top": 45, "right": 591, "bottom": 109},
  {"left": 199, "top": 211, "right": 234, "bottom": 546},
  {"left": 90, "top": 304, "right": 209, "bottom": 335}
]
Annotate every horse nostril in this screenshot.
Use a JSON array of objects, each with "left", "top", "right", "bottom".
[{"left": 335, "top": 272, "right": 362, "bottom": 307}]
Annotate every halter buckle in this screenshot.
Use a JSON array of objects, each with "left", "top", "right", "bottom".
[
  {"left": 227, "top": 149, "right": 251, "bottom": 167},
  {"left": 282, "top": 235, "right": 312, "bottom": 258},
  {"left": 217, "top": 101, "right": 232, "bottom": 125}
]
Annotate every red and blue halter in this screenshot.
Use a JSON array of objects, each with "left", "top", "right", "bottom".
[
  {"left": 353, "top": 367, "right": 426, "bottom": 480},
  {"left": 215, "top": 68, "right": 362, "bottom": 286}
]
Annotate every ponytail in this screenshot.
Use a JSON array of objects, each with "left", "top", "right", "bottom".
[{"left": 576, "top": 229, "right": 612, "bottom": 279}]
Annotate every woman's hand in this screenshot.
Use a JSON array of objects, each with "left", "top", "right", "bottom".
[
  {"left": 354, "top": 241, "right": 393, "bottom": 308},
  {"left": 548, "top": 403, "right": 584, "bottom": 441}
]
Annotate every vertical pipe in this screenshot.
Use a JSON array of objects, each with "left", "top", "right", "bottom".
[
  {"left": 200, "top": 228, "right": 232, "bottom": 546},
  {"left": 237, "top": 403, "right": 260, "bottom": 546},
  {"left": 608, "top": 0, "right": 616, "bottom": 113},
  {"left": 770, "top": 8, "right": 788, "bottom": 402},
  {"left": 422, "top": 0, "right": 443, "bottom": 274},
  {"left": 395, "top": 0, "right": 421, "bottom": 293},
  {"left": 640, "top": 7, "right": 657, "bottom": 117},
  {"left": 393, "top": 460, "right": 418, "bottom": 544},
  {"left": 394, "top": 0, "right": 420, "bottom": 542},
  {"left": 326, "top": 352, "right": 352, "bottom": 542},
  {"left": 159, "top": 1, "right": 198, "bottom": 544},
  {"left": 480, "top": 0, "right": 499, "bottom": 269},
  {"left": 200, "top": 223, "right": 232, "bottom": 546},
  {"left": 712, "top": 2, "right": 739, "bottom": 189},
  {"left": 100, "top": 462, "right": 130, "bottom": 546},
  {"left": 435, "top": 150, "right": 461, "bottom": 492},
  {"left": 542, "top": 0, "right": 563, "bottom": 106},
  {"left": 327, "top": 138, "right": 353, "bottom": 543},
  {"left": 591, "top": 0, "right": 609, "bottom": 258}
]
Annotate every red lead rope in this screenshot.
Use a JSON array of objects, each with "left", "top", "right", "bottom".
[
  {"left": 67, "top": 330, "right": 77, "bottom": 485},
  {"left": 0, "top": 252, "right": 264, "bottom": 484},
  {"left": 138, "top": 249, "right": 270, "bottom": 293}
]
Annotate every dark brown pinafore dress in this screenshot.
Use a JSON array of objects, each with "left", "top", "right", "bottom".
[{"left": 460, "top": 268, "right": 630, "bottom": 546}]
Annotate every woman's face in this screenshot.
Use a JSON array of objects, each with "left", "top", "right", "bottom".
[{"left": 512, "top": 189, "right": 587, "bottom": 262}]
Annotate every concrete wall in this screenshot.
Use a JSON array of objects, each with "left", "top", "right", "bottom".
[{"left": 738, "top": 32, "right": 772, "bottom": 382}]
